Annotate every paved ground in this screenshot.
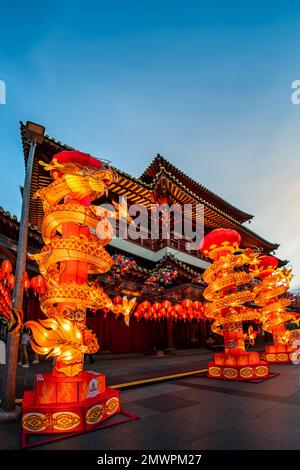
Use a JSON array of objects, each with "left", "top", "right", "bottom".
[
  {"left": 1, "top": 353, "right": 300, "bottom": 450},
  {"left": 0, "top": 348, "right": 212, "bottom": 398}
]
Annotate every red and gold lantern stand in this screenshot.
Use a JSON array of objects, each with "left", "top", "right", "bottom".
[
  {"left": 22, "top": 371, "right": 121, "bottom": 439},
  {"left": 262, "top": 344, "right": 296, "bottom": 364},
  {"left": 255, "top": 256, "right": 297, "bottom": 364},
  {"left": 200, "top": 229, "right": 270, "bottom": 381},
  {"left": 22, "top": 151, "right": 137, "bottom": 446}
]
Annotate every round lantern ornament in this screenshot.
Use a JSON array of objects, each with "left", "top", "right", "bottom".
[
  {"left": 200, "top": 228, "right": 241, "bottom": 260},
  {"left": 257, "top": 256, "right": 279, "bottom": 280}
]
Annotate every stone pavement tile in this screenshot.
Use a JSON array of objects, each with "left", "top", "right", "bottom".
[
  {"left": 120, "top": 402, "right": 160, "bottom": 419},
  {"left": 181, "top": 416, "right": 300, "bottom": 450},
  {"left": 261, "top": 402, "right": 300, "bottom": 427},
  {"left": 285, "top": 390, "right": 300, "bottom": 405},
  {"left": 120, "top": 409, "right": 208, "bottom": 445},
  {"left": 167, "top": 391, "right": 257, "bottom": 419},
  {"left": 121, "top": 383, "right": 188, "bottom": 403},
  {"left": 36, "top": 414, "right": 179, "bottom": 451},
  {"left": 0, "top": 419, "right": 22, "bottom": 450},
  {"left": 165, "top": 401, "right": 256, "bottom": 437},
  {"left": 134, "top": 393, "right": 199, "bottom": 412},
  {"left": 184, "top": 376, "right": 297, "bottom": 401},
  {"left": 177, "top": 386, "right": 278, "bottom": 416},
  {"left": 164, "top": 386, "right": 205, "bottom": 404},
  {"left": 213, "top": 394, "right": 279, "bottom": 415}
]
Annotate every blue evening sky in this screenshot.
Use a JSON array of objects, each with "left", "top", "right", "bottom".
[{"left": 1, "top": 1, "right": 300, "bottom": 286}]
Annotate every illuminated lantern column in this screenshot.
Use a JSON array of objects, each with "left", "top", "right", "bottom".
[
  {"left": 255, "top": 256, "right": 297, "bottom": 363},
  {"left": 200, "top": 228, "right": 269, "bottom": 380},
  {"left": 22, "top": 151, "right": 136, "bottom": 439}
]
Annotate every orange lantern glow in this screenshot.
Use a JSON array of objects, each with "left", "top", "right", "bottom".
[
  {"left": 22, "top": 150, "right": 136, "bottom": 440},
  {"left": 254, "top": 255, "right": 296, "bottom": 362},
  {"left": 26, "top": 151, "right": 136, "bottom": 378},
  {"left": 200, "top": 228, "right": 269, "bottom": 381}
]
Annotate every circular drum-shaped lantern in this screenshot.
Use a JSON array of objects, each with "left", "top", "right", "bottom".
[
  {"left": 50, "top": 151, "right": 103, "bottom": 180},
  {"left": 200, "top": 228, "right": 241, "bottom": 260},
  {"left": 257, "top": 256, "right": 278, "bottom": 280}
]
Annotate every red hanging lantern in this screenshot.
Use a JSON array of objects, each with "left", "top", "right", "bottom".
[
  {"left": 193, "top": 300, "right": 202, "bottom": 310},
  {"left": 30, "top": 276, "right": 38, "bottom": 294},
  {"left": 2, "top": 259, "right": 12, "bottom": 277},
  {"left": 113, "top": 296, "right": 123, "bottom": 305},
  {"left": 173, "top": 303, "right": 183, "bottom": 313},
  {"left": 200, "top": 228, "right": 241, "bottom": 260},
  {"left": 148, "top": 306, "right": 155, "bottom": 320},
  {"left": 257, "top": 256, "right": 279, "bottom": 280},
  {"left": 140, "top": 300, "right": 151, "bottom": 310},
  {"left": 165, "top": 306, "right": 173, "bottom": 319},
  {"left": 24, "top": 278, "right": 31, "bottom": 292},
  {"left": 182, "top": 298, "right": 192, "bottom": 309},
  {"left": 134, "top": 309, "right": 140, "bottom": 319},
  {"left": 157, "top": 307, "right": 165, "bottom": 319},
  {"left": 161, "top": 300, "right": 172, "bottom": 309},
  {"left": 187, "top": 306, "right": 194, "bottom": 319},
  {"left": 31, "top": 275, "right": 46, "bottom": 295},
  {"left": 36, "top": 275, "right": 46, "bottom": 295},
  {"left": 7, "top": 273, "right": 15, "bottom": 290},
  {"left": 102, "top": 307, "right": 110, "bottom": 318},
  {"left": 152, "top": 302, "right": 161, "bottom": 311}
]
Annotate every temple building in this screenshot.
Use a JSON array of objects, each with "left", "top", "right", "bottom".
[{"left": 0, "top": 122, "right": 284, "bottom": 353}]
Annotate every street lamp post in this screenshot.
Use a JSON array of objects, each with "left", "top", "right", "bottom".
[{"left": 0, "top": 122, "right": 45, "bottom": 417}]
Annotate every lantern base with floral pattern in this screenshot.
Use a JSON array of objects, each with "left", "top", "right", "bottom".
[
  {"left": 208, "top": 352, "right": 269, "bottom": 380},
  {"left": 22, "top": 371, "right": 120, "bottom": 436},
  {"left": 262, "top": 344, "right": 298, "bottom": 363}
]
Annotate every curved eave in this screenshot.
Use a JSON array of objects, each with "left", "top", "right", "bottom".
[{"left": 141, "top": 154, "right": 254, "bottom": 223}]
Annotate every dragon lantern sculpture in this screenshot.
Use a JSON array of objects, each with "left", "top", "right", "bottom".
[
  {"left": 254, "top": 256, "right": 299, "bottom": 363},
  {"left": 26, "top": 151, "right": 136, "bottom": 377},
  {"left": 200, "top": 228, "right": 270, "bottom": 380},
  {"left": 22, "top": 151, "right": 137, "bottom": 441}
]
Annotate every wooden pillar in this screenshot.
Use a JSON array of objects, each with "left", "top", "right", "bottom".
[{"left": 165, "top": 318, "right": 175, "bottom": 352}]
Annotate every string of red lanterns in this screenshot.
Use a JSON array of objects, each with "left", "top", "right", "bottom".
[
  {"left": 0, "top": 259, "right": 15, "bottom": 322},
  {"left": 0, "top": 259, "right": 48, "bottom": 327},
  {"left": 133, "top": 298, "right": 204, "bottom": 322}
]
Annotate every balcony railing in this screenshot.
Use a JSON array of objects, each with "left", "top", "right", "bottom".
[{"left": 114, "top": 224, "right": 208, "bottom": 262}]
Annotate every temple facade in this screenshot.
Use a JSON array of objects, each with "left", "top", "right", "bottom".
[{"left": 0, "top": 123, "right": 283, "bottom": 353}]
